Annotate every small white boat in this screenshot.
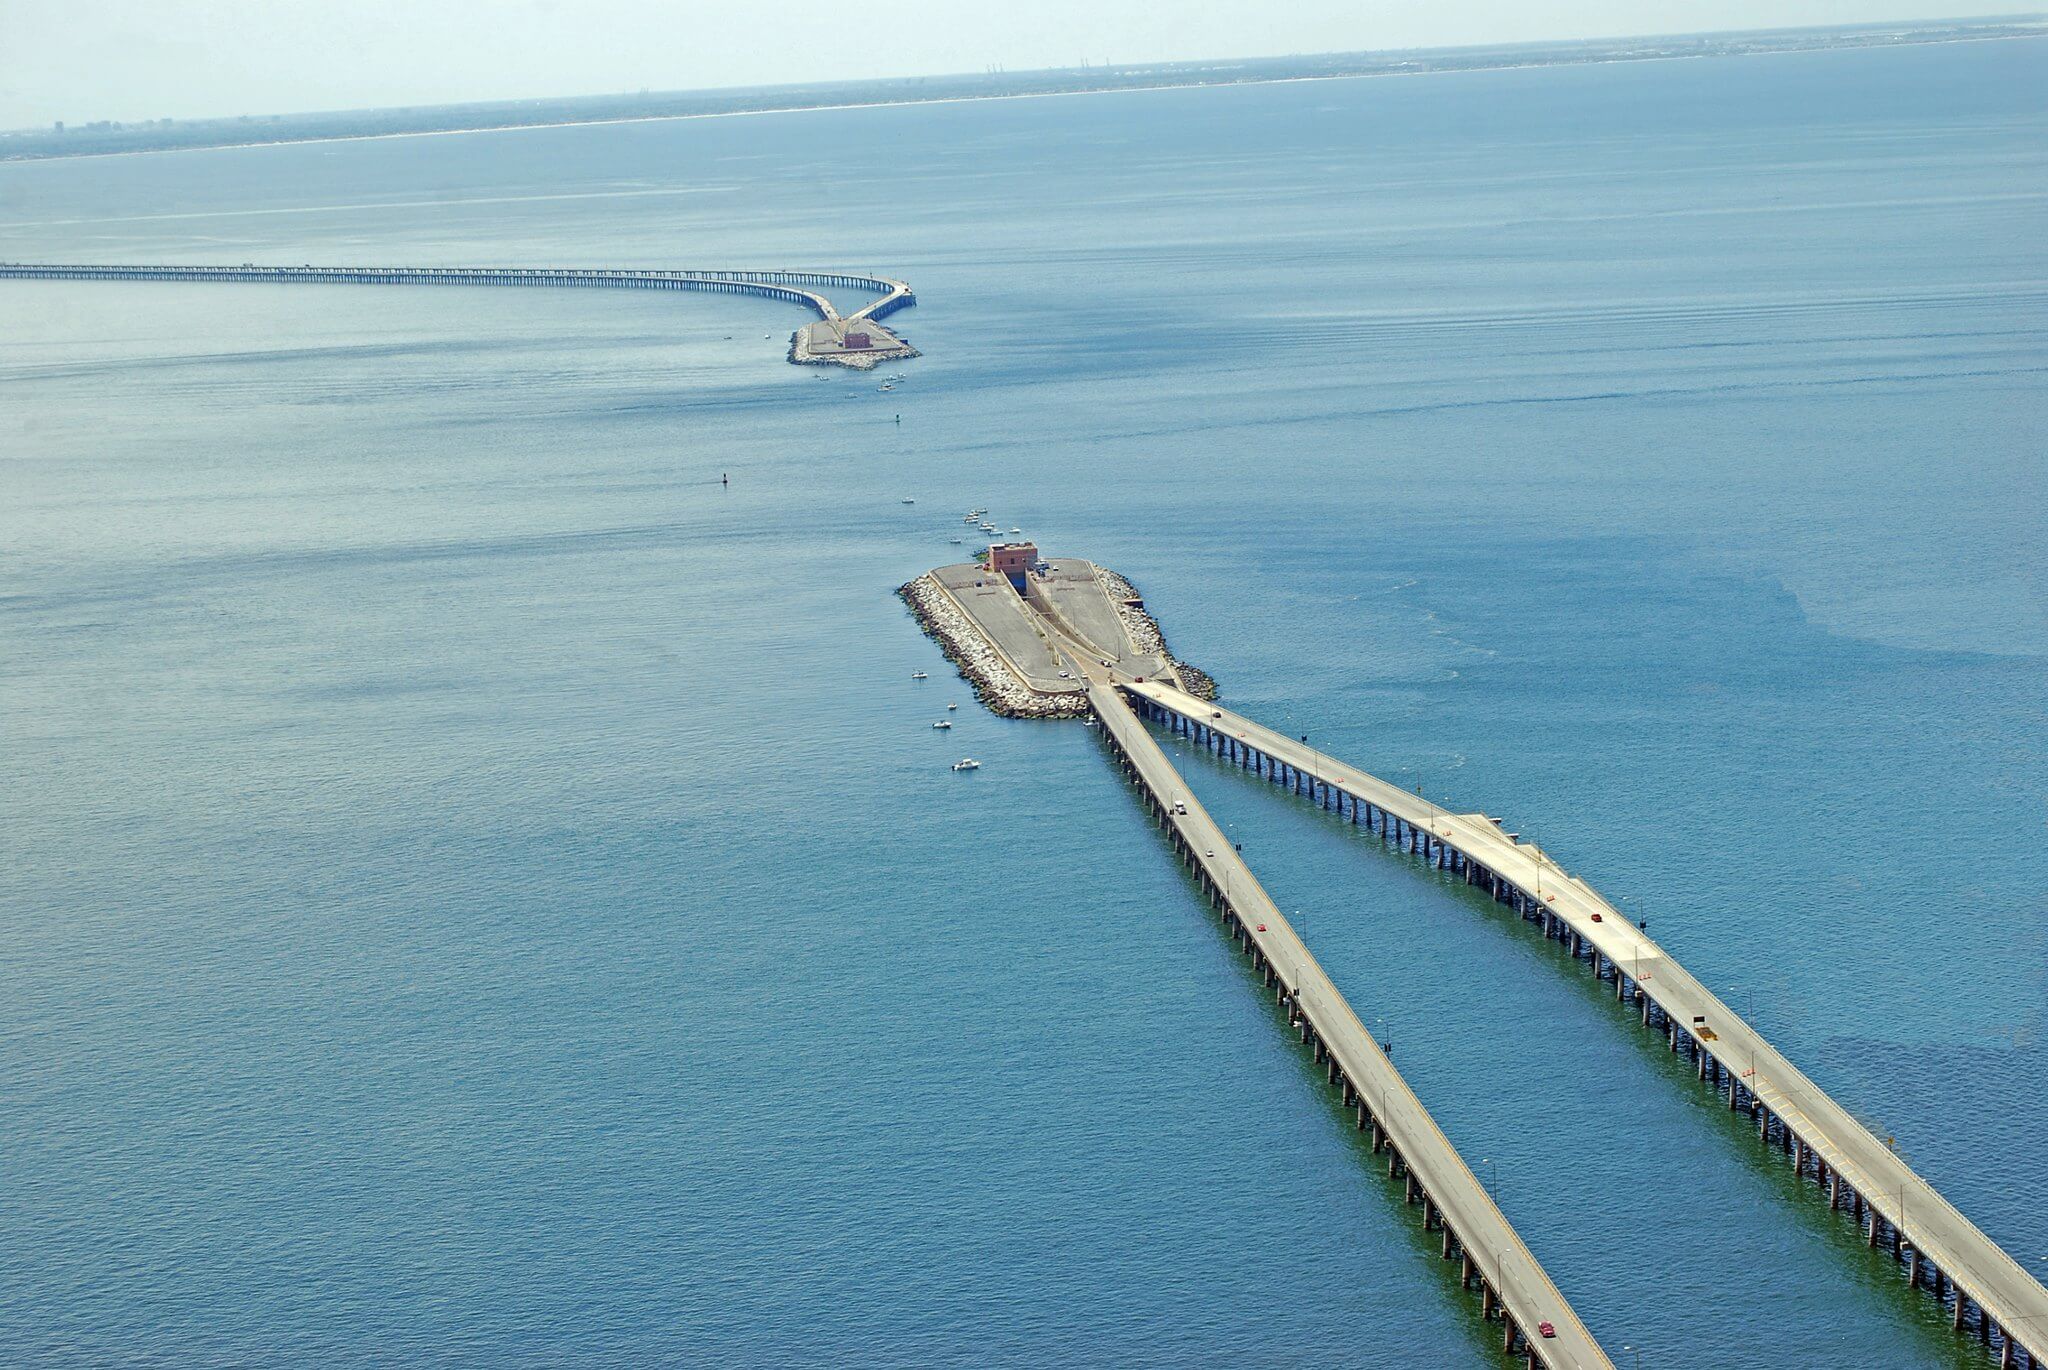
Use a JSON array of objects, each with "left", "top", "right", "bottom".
[
  {"left": 1008, "top": 527, "right": 1022, "bottom": 534},
  {"left": 949, "top": 537, "right": 963, "bottom": 545},
  {"left": 947, "top": 702, "right": 958, "bottom": 711},
  {"left": 932, "top": 720, "right": 952, "bottom": 730},
  {"left": 952, "top": 758, "right": 981, "bottom": 771},
  {"left": 901, "top": 498, "right": 915, "bottom": 504},
  {"left": 912, "top": 671, "right": 928, "bottom": 680}
]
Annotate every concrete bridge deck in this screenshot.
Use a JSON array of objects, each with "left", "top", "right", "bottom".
[
  {"left": 1081, "top": 656, "right": 1610, "bottom": 1369},
  {"left": 1126, "top": 678, "right": 2048, "bottom": 1369}
]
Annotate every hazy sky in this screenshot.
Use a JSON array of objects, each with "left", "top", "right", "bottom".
[{"left": 0, "top": 1, "right": 2023, "bottom": 128}]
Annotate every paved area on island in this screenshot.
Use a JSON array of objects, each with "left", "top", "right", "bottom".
[
  {"left": 1074, "top": 649, "right": 1611, "bottom": 1370},
  {"left": 1123, "top": 677, "right": 2048, "bottom": 1368},
  {"left": 1029, "top": 558, "right": 1175, "bottom": 682},
  {"left": 931, "top": 563, "right": 1080, "bottom": 695}
]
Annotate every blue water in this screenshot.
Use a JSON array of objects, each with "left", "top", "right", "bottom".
[{"left": 3, "top": 39, "right": 2044, "bottom": 1367}]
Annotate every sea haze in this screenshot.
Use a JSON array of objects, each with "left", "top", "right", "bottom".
[{"left": 2, "top": 37, "right": 2043, "bottom": 1367}]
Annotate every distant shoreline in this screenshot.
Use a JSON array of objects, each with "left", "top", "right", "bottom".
[{"left": 4, "top": 20, "right": 2042, "bottom": 165}]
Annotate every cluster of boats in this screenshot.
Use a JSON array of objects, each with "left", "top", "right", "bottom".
[
  {"left": 960, "top": 507, "right": 1022, "bottom": 539},
  {"left": 914, "top": 504, "right": 1019, "bottom": 546}
]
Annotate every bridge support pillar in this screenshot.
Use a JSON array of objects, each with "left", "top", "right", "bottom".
[
  {"left": 1481, "top": 1282, "right": 1497, "bottom": 1319},
  {"left": 1404, "top": 1172, "right": 1420, "bottom": 1205},
  {"left": 1441, "top": 1225, "right": 1454, "bottom": 1260},
  {"left": 1461, "top": 1251, "right": 1475, "bottom": 1288}
]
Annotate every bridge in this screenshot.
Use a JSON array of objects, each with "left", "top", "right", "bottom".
[
  {"left": 915, "top": 546, "right": 2046, "bottom": 1367},
  {"left": 0, "top": 261, "right": 915, "bottom": 361},
  {"left": 1124, "top": 677, "right": 2048, "bottom": 1370},
  {"left": 911, "top": 558, "right": 1610, "bottom": 1364},
  {"left": 1079, "top": 651, "right": 1610, "bottom": 1369}
]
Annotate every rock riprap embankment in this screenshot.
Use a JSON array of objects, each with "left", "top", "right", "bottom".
[
  {"left": 1095, "top": 567, "right": 1217, "bottom": 700},
  {"left": 899, "top": 574, "right": 1089, "bottom": 719}
]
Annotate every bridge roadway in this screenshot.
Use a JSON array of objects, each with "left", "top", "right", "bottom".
[
  {"left": 0, "top": 262, "right": 913, "bottom": 324},
  {"left": 1126, "top": 678, "right": 2048, "bottom": 1368},
  {"left": 1078, "top": 654, "right": 1610, "bottom": 1369}
]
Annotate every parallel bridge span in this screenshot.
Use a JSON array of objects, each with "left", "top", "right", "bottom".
[
  {"left": 1127, "top": 678, "right": 2048, "bottom": 1369},
  {"left": 0, "top": 262, "right": 914, "bottom": 324},
  {"left": 1082, "top": 660, "right": 1609, "bottom": 1369}
]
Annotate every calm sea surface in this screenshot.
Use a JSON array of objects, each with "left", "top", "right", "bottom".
[{"left": 3, "top": 39, "right": 2044, "bottom": 1368}]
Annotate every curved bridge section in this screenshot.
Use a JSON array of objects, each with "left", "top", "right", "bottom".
[{"left": 0, "top": 261, "right": 913, "bottom": 325}]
